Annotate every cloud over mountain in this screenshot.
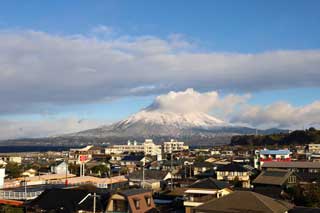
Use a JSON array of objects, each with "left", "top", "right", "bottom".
[
  {"left": 0, "top": 29, "right": 320, "bottom": 114},
  {"left": 146, "top": 88, "right": 249, "bottom": 115}
]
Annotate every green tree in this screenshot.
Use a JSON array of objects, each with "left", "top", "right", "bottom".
[{"left": 5, "top": 162, "right": 23, "bottom": 178}]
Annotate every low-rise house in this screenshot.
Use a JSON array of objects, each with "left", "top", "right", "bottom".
[
  {"left": 162, "top": 160, "right": 185, "bottom": 171},
  {"left": 193, "top": 162, "right": 213, "bottom": 176},
  {"left": 183, "top": 178, "right": 232, "bottom": 213},
  {"left": 50, "top": 161, "right": 69, "bottom": 175},
  {"left": 128, "top": 170, "right": 172, "bottom": 191},
  {"left": 193, "top": 191, "right": 294, "bottom": 213},
  {"left": 106, "top": 188, "right": 156, "bottom": 213},
  {"left": 0, "top": 156, "right": 22, "bottom": 164},
  {"left": 120, "top": 155, "right": 145, "bottom": 167},
  {"left": 22, "top": 169, "right": 37, "bottom": 177},
  {"left": 216, "top": 164, "right": 250, "bottom": 188},
  {"left": 25, "top": 188, "right": 110, "bottom": 213},
  {"left": 253, "top": 169, "right": 299, "bottom": 199},
  {"left": 261, "top": 161, "right": 320, "bottom": 173}
]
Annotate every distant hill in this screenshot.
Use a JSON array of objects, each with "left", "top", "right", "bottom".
[{"left": 230, "top": 127, "right": 320, "bottom": 146}]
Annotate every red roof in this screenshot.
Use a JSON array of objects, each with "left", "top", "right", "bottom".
[{"left": 0, "top": 199, "right": 24, "bottom": 206}]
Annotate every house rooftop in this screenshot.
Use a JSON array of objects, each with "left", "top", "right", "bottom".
[
  {"left": 260, "top": 149, "right": 291, "bottom": 155},
  {"left": 121, "top": 155, "right": 144, "bottom": 161},
  {"left": 128, "top": 170, "right": 169, "bottom": 181},
  {"left": 253, "top": 169, "right": 293, "bottom": 186},
  {"left": 188, "top": 177, "right": 230, "bottom": 190},
  {"left": 216, "top": 163, "right": 248, "bottom": 172},
  {"left": 119, "top": 188, "right": 151, "bottom": 197},
  {"left": 262, "top": 161, "right": 320, "bottom": 169},
  {"left": 194, "top": 191, "right": 293, "bottom": 213}
]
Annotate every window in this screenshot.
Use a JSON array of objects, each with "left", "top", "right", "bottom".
[
  {"left": 134, "top": 199, "right": 140, "bottom": 209},
  {"left": 145, "top": 196, "right": 152, "bottom": 206},
  {"left": 288, "top": 175, "right": 296, "bottom": 184}
]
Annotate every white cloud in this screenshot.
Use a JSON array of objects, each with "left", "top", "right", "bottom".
[
  {"left": 146, "top": 89, "right": 320, "bottom": 130},
  {"left": 0, "top": 29, "right": 319, "bottom": 115},
  {"left": 231, "top": 101, "right": 320, "bottom": 129},
  {"left": 0, "top": 118, "right": 104, "bottom": 140},
  {"left": 147, "top": 88, "right": 249, "bottom": 115}
]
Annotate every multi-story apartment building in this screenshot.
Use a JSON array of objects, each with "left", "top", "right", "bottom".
[
  {"left": 254, "top": 149, "right": 292, "bottom": 169},
  {"left": 163, "top": 139, "right": 188, "bottom": 153},
  {"left": 105, "top": 139, "right": 162, "bottom": 158}
]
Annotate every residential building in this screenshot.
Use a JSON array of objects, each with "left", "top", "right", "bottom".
[
  {"left": 193, "top": 191, "right": 294, "bottom": 213},
  {"left": 50, "top": 161, "right": 68, "bottom": 175},
  {"left": 0, "top": 156, "right": 22, "bottom": 164},
  {"left": 163, "top": 139, "right": 188, "bottom": 153},
  {"left": 25, "top": 188, "right": 110, "bottom": 213},
  {"left": 253, "top": 169, "right": 299, "bottom": 199},
  {"left": 128, "top": 170, "right": 172, "bottom": 191},
  {"left": 22, "top": 169, "right": 37, "bottom": 177},
  {"left": 216, "top": 164, "right": 251, "bottom": 188},
  {"left": 106, "top": 189, "right": 156, "bottom": 213},
  {"left": 105, "top": 139, "right": 162, "bottom": 158},
  {"left": 307, "top": 143, "right": 320, "bottom": 154},
  {"left": 261, "top": 161, "right": 320, "bottom": 173},
  {"left": 183, "top": 178, "right": 232, "bottom": 213},
  {"left": 193, "top": 162, "right": 213, "bottom": 176},
  {"left": 254, "top": 149, "right": 292, "bottom": 169}
]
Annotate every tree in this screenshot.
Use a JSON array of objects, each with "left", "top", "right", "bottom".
[
  {"left": 91, "top": 165, "right": 109, "bottom": 177},
  {"left": 5, "top": 162, "right": 23, "bottom": 178}
]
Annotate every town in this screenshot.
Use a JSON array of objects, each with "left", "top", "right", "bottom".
[{"left": 0, "top": 137, "right": 320, "bottom": 212}]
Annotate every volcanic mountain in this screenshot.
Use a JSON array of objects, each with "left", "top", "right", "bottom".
[{"left": 70, "top": 108, "right": 286, "bottom": 138}]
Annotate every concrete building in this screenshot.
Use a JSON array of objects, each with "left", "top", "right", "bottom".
[
  {"left": 105, "top": 139, "right": 162, "bottom": 158},
  {"left": 163, "top": 139, "right": 188, "bottom": 153}
]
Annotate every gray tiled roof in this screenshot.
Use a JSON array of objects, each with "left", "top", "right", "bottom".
[
  {"left": 262, "top": 161, "right": 320, "bottom": 169},
  {"left": 194, "top": 191, "right": 294, "bottom": 213},
  {"left": 253, "top": 169, "right": 293, "bottom": 186}
]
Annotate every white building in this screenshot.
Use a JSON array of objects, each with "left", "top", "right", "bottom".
[
  {"left": 308, "top": 144, "right": 320, "bottom": 154},
  {"left": 163, "top": 139, "right": 188, "bottom": 153},
  {"left": 0, "top": 168, "right": 5, "bottom": 188},
  {"left": 105, "top": 139, "right": 162, "bottom": 158},
  {"left": 51, "top": 161, "right": 69, "bottom": 175}
]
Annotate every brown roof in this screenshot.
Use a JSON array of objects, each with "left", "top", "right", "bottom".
[
  {"left": 194, "top": 191, "right": 294, "bottom": 213},
  {"left": 253, "top": 169, "right": 293, "bottom": 186},
  {"left": 262, "top": 161, "right": 320, "bottom": 169}
]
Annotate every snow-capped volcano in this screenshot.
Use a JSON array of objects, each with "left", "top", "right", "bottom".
[
  {"left": 70, "top": 107, "right": 288, "bottom": 138},
  {"left": 70, "top": 89, "right": 288, "bottom": 138},
  {"left": 117, "top": 110, "right": 227, "bottom": 129},
  {"left": 71, "top": 107, "right": 235, "bottom": 138}
]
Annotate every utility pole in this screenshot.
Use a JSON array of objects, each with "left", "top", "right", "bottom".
[
  {"left": 24, "top": 176, "right": 27, "bottom": 200},
  {"left": 170, "top": 152, "right": 173, "bottom": 190},
  {"left": 93, "top": 192, "right": 96, "bottom": 213},
  {"left": 142, "top": 157, "right": 145, "bottom": 189}
]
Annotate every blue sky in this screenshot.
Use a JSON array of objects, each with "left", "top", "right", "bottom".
[{"left": 0, "top": 1, "right": 320, "bottom": 138}]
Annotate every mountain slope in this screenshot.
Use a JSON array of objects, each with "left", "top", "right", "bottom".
[{"left": 70, "top": 109, "right": 287, "bottom": 138}]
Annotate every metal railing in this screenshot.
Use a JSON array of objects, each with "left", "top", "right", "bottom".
[{"left": 0, "top": 190, "right": 43, "bottom": 200}]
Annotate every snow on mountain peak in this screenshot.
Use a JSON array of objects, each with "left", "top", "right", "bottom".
[{"left": 117, "top": 109, "right": 227, "bottom": 129}]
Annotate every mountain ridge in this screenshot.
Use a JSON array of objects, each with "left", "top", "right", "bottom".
[{"left": 69, "top": 108, "right": 288, "bottom": 138}]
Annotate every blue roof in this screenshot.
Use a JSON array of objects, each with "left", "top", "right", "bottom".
[{"left": 260, "top": 150, "right": 291, "bottom": 155}]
